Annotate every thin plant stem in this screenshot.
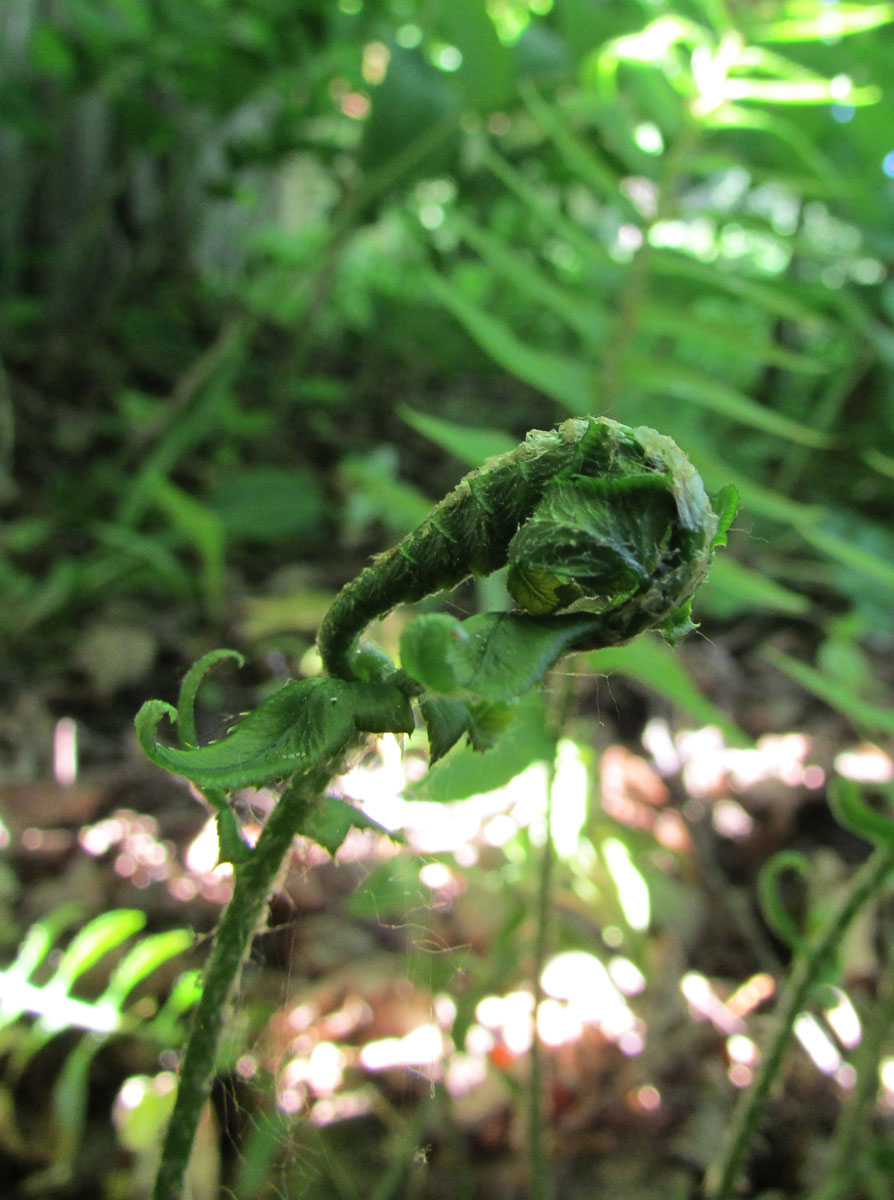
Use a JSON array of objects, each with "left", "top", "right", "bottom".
[
  {"left": 704, "top": 846, "right": 894, "bottom": 1200},
  {"left": 528, "top": 778, "right": 556, "bottom": 1200},
  {"left": 152, "top": 770, "right": 326, "bottom": 1200},
  {"left": 527, "top": 670, "right": 578, "bottom": 1200},
  {"left": 369, "top": 1091, "right": 438, "bottom": 1200},
  {"left": 598, "top": 115, "right": 699, "bottom": 405},
  {"left": 809, "top": 904, "right": 894, "bottom": 1200}
]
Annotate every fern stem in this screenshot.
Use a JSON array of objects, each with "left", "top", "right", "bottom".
[
  {"left": 528, "top": 778, "right": 556, "bottom": 1200},
  {"left": 809, "top": 905, "right": 894, "bottom": 1200},
  {"left": 704, "top": 846, "right": 894, "bottom": 1200},
  {"left": 152, "top": 771, "right": 325, "bottom": 1200},
  {"left": 528, "top": 669, "right": 577, "bottom": 1200}
]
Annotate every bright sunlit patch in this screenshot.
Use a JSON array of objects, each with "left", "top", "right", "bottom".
[
  {"left": 53, "top": 717, "right": 78, "bottom": 785},
  {"left": 360, "top": 1023, "right": 447, "bottom": 1074},
  {"left": 537, "top": 998, "right": 582, "bottom": 1047},
  {"left": 613, "top": 223, "right": 644, "bottom": 260},
  {"left": 635, "top": 1084, "right": 661, "bottom": 1111},
  {"left": 541, "top": 951, "right": 611, "bottom": 1004},
  {"left": 727, "top": 973, "right": 775, "bottom": 1018},
  {"left": 396, "top": 23, "right": 422, "bottom": 48},
  {"left": 186, "top": 816, "right": 223, "bottom": 875},
  {"left": 340, "top": 92, "right": 370, "bottom": 119},
  {"left": 676, "top": 727, "right": 825, "bottom": 797},
  {"left": 362, "top": 41, "right": 389, "bottom": 85},
  {"left": 851, "top": 258, "right": 885, "bottom": 285},
  {"left": 117, "top": 1071, "right": 174, "bottom": 1111},
  {"left": 476, "top": 990, "right": 535, "bottom": 1056},
  {"left": 434, "top": 993, "right": 456, "bottom": 1029},
  {"left": 308, "top": 1042, "right": 345, "bottom": 1094},
  {"left": 729, "top": 1064, "right": 753, "bottom": 1087},
  {"left": 419, "top": 203, "right": 445, "bottom": 230},
  {"left": 824, "top": 989, "right": 862, "bottom": 1049},
  {"left": 80, "top": 816, "right": 125, "bottom": 855},
  {"left": 642, "top": 718, "right": 680, "bottom": 775},
  {"left": 278, "top": 1086, "right": 305, "bottom": 1114},
  {"left": 310, "top": 1089, "right": 373, "bottom": 1125},
  {"left": 419, "top": 862, "right": 453, "bottom": 890},
  {"left": 608, "top": 956, "right": 646, "bottom": 996},
  {"left": 727, "top": 1034, "right": 759, "bottom": 1066},
  {"left": 432, "top": 44, "right": 462, "bottom": 70},
  {"left": 550, "top": 739, "right": 589, "bottom": 858},
  {"left": 618, "top": 1029, "right": 645, "bottom": 1056},
  {"left": 602, "top": 838, "right": 650, "bottom": 931},
  {"left": 681, "top": 972, "right": 744, "bottom": 1035},
  {"left": 634, "top": 122, "right": 664, "bottom": 155},
  {"left": 829, "top": 74, "right": 852, "bottom": 101},
  {"left": 620, "top": 176, "right": 658, "bottom": 218},
  {"left": 879, "top": 1056, "right": 894, "bottom": 1097},
  {"left": 677, "top": 726, "right": 728, "bottom": 796},
  {"left": 445, "top": 1052, "right": 488, "bottom": 1097},
  {"left": 836, "top": 1063, "right": 857, "bottom": 1089},
  {"left": 540, "top": 950, "right": 637, "bottom": 1044},
  {"left": 482, "top": 813, "right": 517, "bottom": 847},
  {"left": 835, "top": 744, "right": 894, "bottom": 784},
  {"left": 465, "top": 1022, "right": 496, "bottom": 1057},
  {"left": 712, "top": 798, "right": 754, "bottom": 840},
  {"left": 794, "top": 1013, "right": 841, "bottom": 1075}
]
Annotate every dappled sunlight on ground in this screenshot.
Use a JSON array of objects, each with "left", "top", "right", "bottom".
[{"left": 6, "top": 709, "right": 894, "bottom": 1193}]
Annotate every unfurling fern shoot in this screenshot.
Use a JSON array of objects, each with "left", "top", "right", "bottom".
[
  {"left": 319, "top": 415, "right": 737, "bottom": 682},
  {"left": 138, "top": 414, "right": 734, "bottom": 1200}
]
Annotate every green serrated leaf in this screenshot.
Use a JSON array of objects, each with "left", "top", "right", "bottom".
[
  {"left": 301, "top": 795, "right": 401, "bottom": 857},
  {"left": 710, "top": 485, "right": 739, "bottom": 550},
  {"left": 400, "top": 612, "right": 468, "bottom": 694},
  {"left": 176, "top": 648, "right": 245, "bottom": 749},
  {"left": 402, "top": 610, "right": 610, "bottom": 702},
  {"left": 419, "top": 695, "right": 474, "bottom": 761},
  {"left": 136, "top": 679, "right": 414, "bottom": 790},
  {"left": 412, "top": 692, "right": 554, "bottom": 803}
]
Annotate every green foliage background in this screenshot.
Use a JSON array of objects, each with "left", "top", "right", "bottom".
[{"left": 3, "top": 0, "right": 893, "bottom": 674}]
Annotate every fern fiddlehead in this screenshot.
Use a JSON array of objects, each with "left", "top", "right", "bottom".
[{"left": 319, "top": 415, "right": 736, "bottom": 682}]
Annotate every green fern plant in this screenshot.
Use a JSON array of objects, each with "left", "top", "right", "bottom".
[
  {"left": 420, "top": 3, "right": 894, "bottom": 629},
  {"left": 136, "top": 415, "right": 735, "bottom": 1200},
  {"left": 0, "top": 905, "right": 196, "bottom": 1191}
]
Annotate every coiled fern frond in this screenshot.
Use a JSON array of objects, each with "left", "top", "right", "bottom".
[{"left": 319, "top": 415, "right": 736, "bottom": 681}]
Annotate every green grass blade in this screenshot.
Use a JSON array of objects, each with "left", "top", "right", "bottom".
[
  {"left": 101, "top": 930, "right": 194, "bottom": 1009},
  {"left": 427, "top": 273, "right": 593, "bottom": 409},
  {"left": 623, "top": 360, "right": 834, "bottom": 446},
  {"left": 765, "top": 648, "right": 894, "bottom": 736},
  {"left": 399, "top": 405, "right": 516, "bottom": 466},
  {"left": 588, "top": 636, "right": 749, "bottom": 746},
  {"left": 50, "top": 910, "right": 147, "bottom": 995}
]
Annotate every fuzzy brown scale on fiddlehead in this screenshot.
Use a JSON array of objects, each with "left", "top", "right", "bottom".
[{"left": 318, "top": 416, "right": 735, "bottom": 681}]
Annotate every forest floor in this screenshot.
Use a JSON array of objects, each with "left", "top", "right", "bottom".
[{"left": 1, "top": 610, "right": 892, "bottom": 1200}]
